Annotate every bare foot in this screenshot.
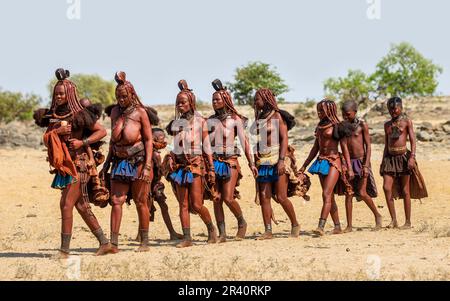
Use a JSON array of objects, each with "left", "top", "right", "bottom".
[
  {"left": 343, "top": 227, "right": 353, "bottom": 233},
  {"left": 53, "top": 250, "right": 70, "bottom": 260},
  {"left": 256, "top": 231, "right": 273, "bottom": 240},
  {"left": 169, "top": 232, "right": 184, "bottom": 240},
  {"left": 95, "top": 243, "right": 114, "bottom": 256},
  {"left": 218, "top": 235, "right": 227, "bottom": 243},
  {"left": 399, "top": 222, "right": 412, "bottom": 230},
  {"left": 207, "top": 228, "right": 218, "bottom": 244},
  {"left": 235, "top": 223, "right": 247, "bottom": 241},
  {"left": 176, "top": 240, "right": 193, "bottom": 248},
  {"left": 136, "top": 245, "right": 150, "bottom": 252},
  {"left": 313, "top": 228, "right": 325, "bottom": 236},
  {"left": 110, "top": 245, "right": 119, "bottom": 254},
  {"left": 332, "top": 227, "right": 343, "bottom": 235},
  {"left": 374, "top": 215, "right": 383, "bottom": 230},
  {"left": 386, "top": 220, "right": 399, "bottom": 229},
  {"left": 290, "top": 225, "right": 301, "bottom": 238}
]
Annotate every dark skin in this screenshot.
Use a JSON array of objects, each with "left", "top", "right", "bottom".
[
  {"left": 101, "top": 86, "right": 153, "bottom": 252},
  {"left": 171, "top": 94, "right": 217, "bottom": 248},
  {"left": 210, "top": 93, "right": 258, "bottom": 241},
  {"left": 300, "top": 104, "right": 354, "bottom": 236},
  {"left": 382, "top": 104, "right": 416, "bottom": 229},
  {"left": 134, "top": 131, "right": 183, "bottom": 241},
  {"left": 254, "top": 94, "right": 300, "bottom": 240},
  {"left": 53, "top": 84, "right": 111, "bottom": 258},
  {"left": 341, "top": 108, "right": 382, "bottom": 232}
]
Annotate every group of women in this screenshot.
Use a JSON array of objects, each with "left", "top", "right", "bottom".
[{"left": 35, "top": 69, "right": 368, "bottom": 257}]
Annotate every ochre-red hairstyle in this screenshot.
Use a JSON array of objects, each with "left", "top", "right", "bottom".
[
  {"left": 114, "top": 71, "right": 145, "bottom": 108},
  {"left": 212, "top": 79, "right": 243, "bottom": 119},
  {"left": 51, "top": 68, "right": 84, "bottom": 114},
  {"left": 317, "top": 99, "right": 340, "bottom": 125},
  {"left": 176, "top": 80, "right": 196, "bottom": 117},
  {"left": 254, "top": 88, "right": 280, "bottom": 119}
]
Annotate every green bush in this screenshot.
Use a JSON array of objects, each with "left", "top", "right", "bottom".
[
  {"left": 228, "top": 61, "right": 289, "bottom": 106},
  {"left": 371, "top": 42, "right": 443, "bottom": 98},
  {"left": 0, "top": 89, "right": 41, "bottom": 123}
]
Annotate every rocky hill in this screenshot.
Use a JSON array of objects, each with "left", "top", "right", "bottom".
[{"left": 1, "top": 97, "right": 450, "bottom": 149}]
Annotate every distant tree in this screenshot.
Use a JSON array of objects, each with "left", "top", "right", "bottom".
[
  {"left": 304, "top": 98, "right": 317, "bottom": 108},
  {"left": 48, "top": 74, "right": 115, "bottom": 107},
  {"left": 371, "top": 42, "right": 443, "bottom": 98},
  {"left": 228, "top": 61, "right": 289, "bottom": 105},
  {"left": 324, "top": 69, "right": 375, "bottom": 109},
  {"left": 0, "top": 89, "right": 41, "bottom": 123}
]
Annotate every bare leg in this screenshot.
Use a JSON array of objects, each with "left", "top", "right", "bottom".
[
  {"left": 57, "top": 180, "right": 82, "bottom": 258},
  {"left": 175, "top": 183, "right": 192, "bottom": 248},
  {"left": 358, "top": 176, "right": 382, "bottom": 230},
  {"left": 314, "top": 169, "right": 340, "bottom": 235},
  {"left": 222, "top": 169, "right": 247, "bottom": 240},
  {"left": 131, "top": 178, "right": 151, "bottom": 252},
  {"left": 157, "top": 201, "right": 183, "bottom": 240},
  {"left": 330, "top": 194, "right": 342, "bottom": 234},
  {"left": 257, "top": 182, "right": 273, "bottom": 240},
  {"left": 383, "top": 174, "right": 398, "bottom": 228},
  {"left": 75, "top": 196, "right": 113, "bottom": 256},
  {"left": 399, "top": 175, "right": 412, "bottom": 229},
  {"left": 344, "top": 194, "right": 353, "bottom": 233},
  {"left": 189, "top": 176, "right": 217, "bottom": 244},
  {"left": 110, "top": 180, "right": 129, "bottom": 252},
  {"left": 275, "top": 174, "right": 300, "bottom": 237},
  {"left": 213, "top": 180, "right": 226, "bottom": 242}
]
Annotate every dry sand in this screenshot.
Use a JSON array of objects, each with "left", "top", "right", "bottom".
[{"left": 1, "top": 142, "right": 449, "bottom": 281}]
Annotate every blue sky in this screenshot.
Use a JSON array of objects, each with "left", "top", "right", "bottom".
[{"left": 0, "top": 0, "right": 449, "bottom": 104}]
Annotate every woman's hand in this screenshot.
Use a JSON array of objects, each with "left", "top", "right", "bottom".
[
  {"left": 139, "top": 167, "right": 152, "bottom": 184},
  {"left": 207, "top": 170, "right": 216, "bottom": 186},
  {"left": 347, "top": 169, "right": 355, "bottom": 181},
  {"left": 362, "top": 166, "right": 370, "bottom": 178},
  {"left": 408, "top": 157, "right": 416, "bottom": 170},
  {"left": 68, "top": 138, "right": 83, "bottom": 150},
  {"left": 277, "top": 160, "right": 286, "bottom": 176},
  {"left": 56, "top": 124, "right": 71, "bottom": 136},
  {"left": 249, "top": 164, "right": 258, "bottom": 178}
]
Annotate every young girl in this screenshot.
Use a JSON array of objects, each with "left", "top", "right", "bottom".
[
  {"left": 164, "top": 80, "right": 218, "bottom": 248},
  {"left": 300, "top": 100, "right": 354, "bottom": 236}
]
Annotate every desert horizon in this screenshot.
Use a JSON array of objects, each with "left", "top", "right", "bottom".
[{"left": 1, "top": 98, "right": 449, "bottom": 281}]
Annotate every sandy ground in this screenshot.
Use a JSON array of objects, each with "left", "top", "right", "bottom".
[{"left": 1, "top": 142, "right": 449, "bottom": 281}]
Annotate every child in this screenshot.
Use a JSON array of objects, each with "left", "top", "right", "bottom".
[
  {"left": 380, "top": 97, "right": 428, "bottom": 229},
  {"left": 341, "top": 100, "right": 382, "bottom": 232}
]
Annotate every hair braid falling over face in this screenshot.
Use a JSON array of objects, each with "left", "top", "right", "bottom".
[
  {"left": 254, "top": 88, "right": 280, "bottom": 119},
  {"left": 176, "top": 80, "right": 196, "bottom": 119},
  {"left": 318, "top": 99, "right": 340, "bottom": 125},
  {"left": 114, "top": 71, "right": 145, "bottom": 108}
]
